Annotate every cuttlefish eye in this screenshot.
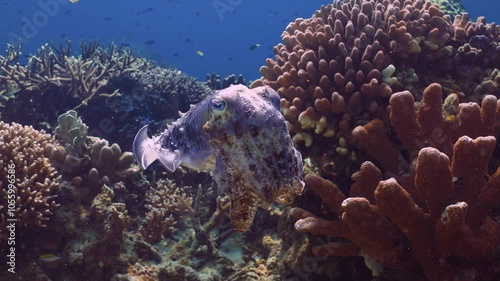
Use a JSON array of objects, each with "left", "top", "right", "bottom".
[{"left": 210, "top": 98, "right": 227, "bottom": 115}]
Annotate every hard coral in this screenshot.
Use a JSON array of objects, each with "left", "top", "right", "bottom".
[
  {"left": 429, "top": 0, "right": 466, "bottom": 17},
  {"left": 139, "top": 179, "right": 194, "bottom": 244},
  {"left": 0, "top": 122, "right": 60, "bottom": 232},
  {"left": 0, "top": 40, "right": 211, "bottom": 152},
  {"left": 44, "top": 137, "right": 139, "bottom": 190},
  {"left": 352, "top": 83, "right": 499, "bottom": 177},
  {"left": 251, "top": 0, "right": 500, "bottom": 181},
  {"left": 251, "top": 0, "right": 453, "bottom": 147},
  {"left": 293, "top": 134, "right": 500, "bottom": 280},
  {"left": 0, "top": 40, "right": 136, "bottom": 108},
  {"left": 291, "top": 83, "right": 500, "bottom": 280}
]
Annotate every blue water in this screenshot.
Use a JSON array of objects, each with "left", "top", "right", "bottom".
[
  {"left": 462, "top": 0, "right": 500, "bottom": 25},
  {"left": 0, "top": 0, "right": 326, "bottom": 82},
  {"left": 0, "top": 0, "right": 498, "bottom": 82}
]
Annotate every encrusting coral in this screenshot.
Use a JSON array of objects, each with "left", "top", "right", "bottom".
[
  {"left": 0, "top": 122, "right": 61, "bottom": 233},
  {"left": 291, "top": 83, "right": 500, "bottom": 280}
]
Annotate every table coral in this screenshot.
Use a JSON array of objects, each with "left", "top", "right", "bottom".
[{"left": 0, "top": 122, "right": 61, "bottom": 233}]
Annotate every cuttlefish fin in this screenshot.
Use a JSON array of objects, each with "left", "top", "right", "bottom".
[
  {"left": 133, "top": 125, "right": 157, "bottom": 170},
  {"left": 229, "top": 192, "right": 260, "bottom": 233},
  {"left": 155, "top": 149, "right": 181, "bottom": 172},
  {"left": 132, "top": 125, "right": 181, "bottom": 172}
]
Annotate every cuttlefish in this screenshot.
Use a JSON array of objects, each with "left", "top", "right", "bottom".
[{"left": 133, "top": 84, "right": 304, "bottom": 232}]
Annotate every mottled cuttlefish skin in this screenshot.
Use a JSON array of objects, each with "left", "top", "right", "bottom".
[
  {"left": 133, "top": 84, "right": 304, "bottom": 233},
  {"left": 133, "top": 93, "right": 215, "bottom": 172},
  {"left": 203, "top": 85, "right": 304, "bottom": 232}
]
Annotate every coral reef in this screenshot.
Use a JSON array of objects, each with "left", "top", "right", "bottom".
[
  {"left": 2, "top": 1, "right": 500, "bottom": 280},
  {"left": 0, "top": 40, "right": 211, "bottom": 151},
  {"left": 54, "top": 109, "right": 88, "bottom": 157},
  {"left": 0, "top": 40, "right": 134, "bottom": 108},
  {"left": 205, "top": 73, "right": 247, "bottom": 90},
  {"left": 352, "top": 83, "right": 499, "bottom": 175},
  {"left": 250, "top": 0, "right": 500, "bottom": 181},
  {"left": 89, "top": 185, "right": 129, "bottom": 258},
  {"left": 0, "top": 122, "right": 61, "bottom": 233},
  {"left": 44, "top": 136, "right": 140, "bottom": 192},
  {"left": 139, "top": 179, "right": 195, "bottom": 244},
  {"left": 429, "top": 0, "right": 466, "bottom": 17},
  {"left": 292, "top": 138, "right": 500, "bottom": 280},
  {"left": 290, "top": 83, "right": 500, "bottom": 280}
]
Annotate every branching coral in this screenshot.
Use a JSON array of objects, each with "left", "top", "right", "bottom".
[
  {"left": 0, "top": 40, "right": 212, "bottom": 151},
  {"left": 292, "top": 136, "right": 500, "bottom": 280},
  {"left": 0, "top": 40, "right": 137, "bottom": 108},
  {"left": 352, "top": 83, "right": 499, "bottom": 177},
  {"left": 139, "top": 179, "right": 194, "bottom": 244},
  {"left": 290, "top": 83, "right": 500, "bottom": 279},
  {"left": 0, "top": 122, "right": 61, "bottom": 232},
  {"left": 119, "top": 60, "right": 212, "bottom": 114}
]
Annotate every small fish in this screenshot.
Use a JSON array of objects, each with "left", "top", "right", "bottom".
[
  {"left": 137, "top": 7, "right": 153, "bottom": 15},
  {"left": 39, "top": 254, "right": 61, "bottom": 269},
  {"left": 39, "top": 254, "right": 61, "bottom": 262},
  {"left": 69, "top": 0, "right": 78, "bottom": 3},
  {"left": 104, "top": 17, "right": 114, "bottom": 21},
  {"left": 133, "top": 85, "right": 304, "bottom": 233},
  {"left": 249, "top": 43, "right": 260, "bottom": 51},
  {"left": 196, "top": 50, "right": 204, "bottom": 56},
  {"left": 144, "top": 40, "right": 155, "bottom": 45}
]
